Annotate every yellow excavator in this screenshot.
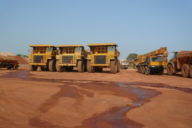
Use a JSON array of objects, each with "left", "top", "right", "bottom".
[{"left": 136, "top": 47, "right": 168, "bottom": 75}]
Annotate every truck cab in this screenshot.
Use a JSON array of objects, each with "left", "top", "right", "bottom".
[
  {"left": 87, "top": 43, "right": 120, "bottom": 73},
  {"left": 136, "top": 47, "right": 168, "bottom": 75},
  {"left": 29, "top": 45, "right": 57, "bottom": 71},
  {"left": 56, "top": 45, "right": 87, "bottom": 72}
]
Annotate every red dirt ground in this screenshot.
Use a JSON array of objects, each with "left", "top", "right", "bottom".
[{"left": 0, "top": 68, "right": 192, "bottom": 128}]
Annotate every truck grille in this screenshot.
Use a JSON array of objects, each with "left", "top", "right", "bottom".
[
  {"left": 94, "top": 55, "right": 106, "bottom": 64},
  {"left": 62, "top": 56, "right": 73, "bottom": 64},
  {"left": 34, "top": 55, "right": 43, "bottom": 63}
]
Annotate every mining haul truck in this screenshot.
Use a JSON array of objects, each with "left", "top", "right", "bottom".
[
  {"left": 29, "top": 45, "right": 57, "bottom": 71},
  {"left": 87, "top": 43, "right": 120, "bottom": 73},
  {"left": 56, "top": 45, "right": 87, "bottom": 72},
  {"left": 0, "top": 56, "right": 19, "bottom": 70},
  {"left": 167, "top": 51, "right": 192, "bottom": 78},
  {"left": 136, "top": 47, "right": 168, "bottom": 75}
]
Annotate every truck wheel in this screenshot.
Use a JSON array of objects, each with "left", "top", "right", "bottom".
[
  {"left": 87, "top": 61, "right": 94, "bottom": 73},
  {"left": 7, "top": 66, "right": 12, "bottom": 70},
  {"left": 167, "top": 64, "right": 175, "bottom": 75},
  {"left": 49, "top": 60, "right": 56, "bottom": 72},
  {"left": 189, "top": 65, "right": 192, "bottom": 78},
  {"left": 117, "top": 61, "right": 120, "bottom": 72},
  {"left": 145, "top": 67, "right": 150, "bottom": 75},
  {"left": 13, "top": 65, "right": 18, "bottom": 70},
  {"left": 77, "top": 61, "right": 83, "bottom": 72},
  {"left": 137, "top": 67, "right": 141, "bottom": 73},
  {"left": 141, "top": 66, "right": 145, "bottom": 74},
  {"left": 56, "top": 60, "right": 62, "bottom": 72},
  {"left": 181, "top": 64, "right": 190, "bottom": 78},
  {"left": 110, "top": 60, "right": 117, "bottom": 73}
]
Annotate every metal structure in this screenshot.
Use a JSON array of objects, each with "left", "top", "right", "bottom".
[
  {"left": 167, "top": 51, "right": 192, "bottom": 78},
  {"left": 0, "top": 56, "right": 19, "bottom": 70},
  {"left": 56, "top": 45, "right": 87, "bottom": 72},
  {"left": 87, "top": 43, "right": 120, "bottom": 73},
  {"left": 136, "top": 47, "right": 168, "bottom": 74},
  {"left": 29, "top": 45, "right": 57, "bottom": 71}
]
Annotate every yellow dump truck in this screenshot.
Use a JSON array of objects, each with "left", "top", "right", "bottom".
[
  {"left": 87, "top": 43, "right": 120, "bottom": 73},
  {"left": 29, "top": 45, "right": 57, "bottom": 71},
  {"left": 167, "top": 51, "right": 192, "bottom": 78},
  {"left": 136, "top": 47, "right": 168, "bottom": 74},
  {"left": 56, "top": 45, "right": 87, "bottom": 72}
]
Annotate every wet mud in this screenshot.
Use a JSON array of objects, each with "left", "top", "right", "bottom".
[
  {"left": 72, "top": 83, "right": 160, "bottom": 128},
  {"left": 1, "top": 70, "right": 191, "bottom": 128},
  {"left": 124, "top": 82, "right": 192, "bottom": 94}
]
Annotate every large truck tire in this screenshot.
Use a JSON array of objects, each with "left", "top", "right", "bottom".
[
  {"left": 141, "top": 66, "right": 145, "bottom": 74},
  {"left": 137, "top": 66, "right": 141, "bottom": 73},
  {"left": 181, "top": 64, "right": 190, "bottom": 78},
  {"left": 87, "top": 60, "right": 94, "bottom": 73},
  {"left": 13, "top": 64, "right": 19, "bottom": 70},
  {"left": 110, "top": 60, "right": 117, "bottom": 74},
  {"left": 189, "top": 65, "right": 192, "bottom": 78},
  {"left": 49, "top": 59, "right": 56, "bottom": 72},
  {"left": 167, "top": 64, "right": 175, "bottom": 75},
  {"left": 117, "top": 61, "right": 120, "bottom": 72},
  {"left": 56, "top": 60, "right": 62, "bottom": 72},
  {"left": 77, "top": 60, "right": 83, "bottom": 72},
  {"left": 144, "top": 66, "right": 150, "bottom": 75}
]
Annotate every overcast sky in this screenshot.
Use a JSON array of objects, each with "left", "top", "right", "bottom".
[{"left": 0, "top": 0, "right": 192, "bottom": 59}]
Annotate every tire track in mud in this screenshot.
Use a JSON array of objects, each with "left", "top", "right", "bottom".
[{"left": 2, "top": 70, "right": 192, "bottom": 128}]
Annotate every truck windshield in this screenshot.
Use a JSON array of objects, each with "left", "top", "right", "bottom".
[
  {"left": 33, "top": 47, "right": 46, "bottom": 53},
  {"left": 91, "top": 46, "right": 107, "bottom": 53},
  {"left": 47, "top": 47, "right": 53, "bottom": 52},
  {"left": 152, "top": 57, "right": 163, "bottom": 62},
  {"left": 60, "top": 47, "right": 75, "bottom": 54},
  {"left": 108, "top": 46, "right": 115, "bottom": 52},
  {"left": 75, "top": 47, "right": 82, "bottom": 53}
]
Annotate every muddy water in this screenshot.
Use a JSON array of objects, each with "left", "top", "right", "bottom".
[
  {"left": 73, "top": 82, "right": 160, "bottom": 128},
  {"left": 1, "top": 70, "right": 192, "bottom": 128}
]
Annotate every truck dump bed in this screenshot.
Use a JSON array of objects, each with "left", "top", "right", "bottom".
[
  {"left": 0, "top": 56, "right": 18, "bottom": 63},
  {"left": 0, "top": 56, "right": 19, "bottom": 69},
  {"left": 177, "top": 51, "right": 192, "bottom": 58}
]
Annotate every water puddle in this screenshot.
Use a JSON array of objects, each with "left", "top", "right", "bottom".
[
  {"left": 124, "top": 82, "right": 192, "bottom": 94},
  {"left": 75, "top": 83, "right": 160, "bottom": 128}
]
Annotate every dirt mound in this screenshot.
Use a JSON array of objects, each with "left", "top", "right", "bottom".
[
  {"left": 0, "top": 52, "right": 14, "bottom": 56},
  {"left": 10, "top": 56, "right": 28, "bottom": 64}
]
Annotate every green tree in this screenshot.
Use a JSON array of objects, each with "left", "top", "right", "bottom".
[
  {"left": 127, "top": 53, "right": 138, "bottom": 61},
  {"left": 16, "top": 54, "right": 27, "bottom": 57}
]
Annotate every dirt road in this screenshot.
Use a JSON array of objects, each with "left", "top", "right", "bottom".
[{"left": 0, "top": 68, "right": 192, "bottom": 128}]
